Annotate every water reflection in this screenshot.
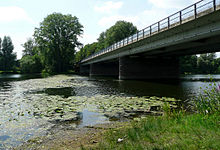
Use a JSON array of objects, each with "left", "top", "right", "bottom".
[{"left": 0, "top": 74, "right": 220, "bottom": 149}]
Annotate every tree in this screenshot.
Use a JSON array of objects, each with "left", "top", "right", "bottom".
[
  {"left": 179, "top": 55, "right": 198, "bottom": 74},
  {"left": 197, "top": 53, "right": 217, "bottom": 74},
  {"left": 97, "top": 32, "right": 106, "bottom": 50},
  {"left": 20, "top": 38, "right": 43, "bottom": 73},
  {"left": 34, "top": 13, "right": 83, "bottom": 73},
  {"left": 0, "top": 36, "right": 17, "bottom": 71},
  {"left": 104, "top": 20, "right": 137, "bottom": 47},
  {"left": 20, "top": 55, "right": 42, "bottom": 73},
  {"left": 22, "top": 38, "right": 36, "bottom": 56}
]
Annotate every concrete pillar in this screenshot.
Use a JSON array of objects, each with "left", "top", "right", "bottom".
[
  {"left": 119, "top": 56, "right": 179, "bottom": 80},
  {"left": 80, "top": 65, "right": 90, "bottom": 75},
  {"left": 90, "top": 61, "right": 119, "bottom": 77}
]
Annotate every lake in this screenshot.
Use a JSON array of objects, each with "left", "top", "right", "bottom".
[{"left": 0, "top": 74, "right": 219, "bottom": 149}]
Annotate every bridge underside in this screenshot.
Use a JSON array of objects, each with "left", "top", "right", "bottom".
[
  {"left": 80, "top": 8, "right": 220, "bottom": 80},
  {"left": 90, "top": 61, "right": 119, "bottom": 77},
  {"left": 119, "top": 56, "right": 179, "bottom": 80},
  {"left": 80, "top": 56, "right": 179, "bottom": 80}
]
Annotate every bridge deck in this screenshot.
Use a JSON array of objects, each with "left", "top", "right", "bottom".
[{"left": 82, "top": 0, "right": 220, "bottom": 64}]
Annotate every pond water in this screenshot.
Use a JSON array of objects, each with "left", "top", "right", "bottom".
[{"left": 0, "top": 74, "right": 219, "bottom": 149}]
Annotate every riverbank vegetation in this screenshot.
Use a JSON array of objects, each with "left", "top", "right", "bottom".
[
  {"left": 84, "top": 84, "right": 220, "bottom": 150},
  {"left": 180, "top": 53, "right": 220, "bottom": 74}
]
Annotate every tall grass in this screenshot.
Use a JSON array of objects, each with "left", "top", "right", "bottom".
[
  {"left": 194, "top": 82, "right": 220, "bottom": 115},
  {"left": 85, "top": 83, "right": 220, "bottom": 150}
]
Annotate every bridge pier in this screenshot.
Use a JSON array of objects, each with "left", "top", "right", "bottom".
[
  {"left": 119, "top": 56, "right": 179, "bottom": 80},
  {"left": 80, "top": 65, "right": 90, "bottom": 75},
  {"left": 90, "top": 61, "right": 119, "bottom": 77}
]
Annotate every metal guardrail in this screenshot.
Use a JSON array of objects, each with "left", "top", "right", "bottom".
[{"left": 81, "top": 0, "right": 220, "bottom": 63}]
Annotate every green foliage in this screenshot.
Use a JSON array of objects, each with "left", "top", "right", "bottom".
[
  {"left": 84, "top": 85, "right": 220, "bottom": 150},
  {"left": 75, "top": 20, "right": 137, "bottom": 63},
  {"left": 179, "top": 55, "right": 198, "bottom": 74},
  {"left": 75, "top": 42, "right": 99, "bottom": 62},
  {"left": 34, "top": 13, "right": 83, "bottom": 73},
  {"left": 194, "top": 83, "right": 220, "bottom": 115},
  {"left": 197, "top": 53, "right": 219, "bottom": 74},
  {"left": 20, "top": 38, "right": 43, "bottom": 73},
  {"left": 92, "top": 113, "right": 220, "bottom": 150},
  {"left": 22, "top": 38, "right": 36, "bottom": 56},
  {"left": 41, "top": 69, "right": 51, "bottom": 78},
  {"left": 0, "top": 36, "right": 17, "bottom": 71},
  {"left": 20, "top": 55, "right": 42, "bottom": 73},
  {"left": 103, "top": 20, "right": 137, "bottom": 47},
  {"left": 180, "top": 53, "right": 220, "bottom": 74}
]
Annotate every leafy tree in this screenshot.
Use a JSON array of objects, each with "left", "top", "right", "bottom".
[
  {"left": 97, "top": 32, "right": 106, "bottom": 50},
  {"left": 20, "top": 38, "right": 43, "bottom": 73},
  {"left": 20, "top": 55, "right": 42, "bottom": 73},
  {"left": 197, "top": 53, "right": 217, "bottom": 74},
  {"left": 179, "top": 55, "right": 197, "bottom": 74},
  {"left": 22, "top": 38, "right": 36, "bottom": 56},
  {"left": 0, "top": 36, "right": 17, "bottom": 71},
  {"left": 180, "top": 53, "right": 220, "bottom": 74},
  {"left": 34, "top": 13, "right": 83, "bottom": 73},
  {"left": 104, "top": 20, "right": 137, "bottom": 47}
]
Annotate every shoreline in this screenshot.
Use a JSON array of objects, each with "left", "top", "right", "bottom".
[{"left": 14, "top": 121, "right": 130, "bottom": 150}]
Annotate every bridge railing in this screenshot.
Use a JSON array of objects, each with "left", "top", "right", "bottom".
[{"left": 81, "top": 0, "right": 220, "bottom": 63}]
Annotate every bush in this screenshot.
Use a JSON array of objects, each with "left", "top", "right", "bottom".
[{"left": 20, "top": 55, "right": 42, "bottom": 73}]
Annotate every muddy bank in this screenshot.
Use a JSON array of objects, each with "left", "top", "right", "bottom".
[{"left": 15, "top": 121, "right": 129, "bottom": 150}]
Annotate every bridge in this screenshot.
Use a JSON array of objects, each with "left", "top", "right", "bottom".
[{"left": 80, "top": 0, "right": 220, "bottom": 80}]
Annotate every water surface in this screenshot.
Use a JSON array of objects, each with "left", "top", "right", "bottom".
[{"left": 0, "top": 74, "right": 219, "bottom": 149}]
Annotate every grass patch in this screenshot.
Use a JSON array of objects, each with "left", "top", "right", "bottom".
[
  {"left": 85, "top": 83, "right": 220, "bottom": 150},
  {"left": 93, "top": 113, "right": 219, "bottom": 150}
]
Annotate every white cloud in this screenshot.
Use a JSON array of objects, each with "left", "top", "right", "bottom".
[
  {"left": 79, "top": 33, "right": 98, "bottom": 45},
  {"left": 0, "top": 6, "right": 33, "bottom": 23},
  {"left": 148, "top": 0, "right": 197, "bottom": 9},
  {"left": 97, "top": 8, "right": 169, "bottom": 30},
  {"left": 94, "top": 1, "right": 123, "bottom": 14},
  {"left": 97, "top": 0, "right": 199, "bottom": 30},
  {"left": 98, "top": 15, "right": 138, "bottom": 29},
  {"left": 136, "top": 9, "right": 169, "bottom": 29}
]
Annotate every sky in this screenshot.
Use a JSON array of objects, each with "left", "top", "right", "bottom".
[{"left": 0, "top": 0, "right": 199, "bottom": 59}]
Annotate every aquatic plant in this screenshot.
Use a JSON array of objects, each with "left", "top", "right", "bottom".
[{"left": 194, "top": 82, "right": 220, "bottom": 115}]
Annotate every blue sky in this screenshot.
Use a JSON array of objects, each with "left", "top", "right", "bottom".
[{"left": 0, "top": 0, "right": 198, "bottom": 59}]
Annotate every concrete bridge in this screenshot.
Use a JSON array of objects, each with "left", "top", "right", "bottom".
[{"left": 80, "top": 0, "right": 220, "bottom": 80}]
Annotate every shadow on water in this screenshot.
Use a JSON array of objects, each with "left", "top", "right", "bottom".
[
  {"left": 89, "top": 76, "right": 185, "bottom": 99},
  {"left": 88, "top": 74, "right": 220, "bottom": 100},
  {"left": 34, "top": 87, "right": 76, "bottom": 98}
]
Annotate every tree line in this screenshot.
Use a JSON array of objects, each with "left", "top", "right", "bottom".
[
  {"left": 180, "top": 53, "right": 220, "bottom": 74},
  {"left": 1, "top": 12, "right": 220, "bottom": 75}
]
